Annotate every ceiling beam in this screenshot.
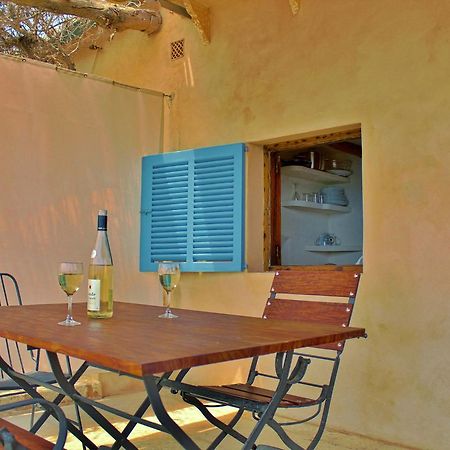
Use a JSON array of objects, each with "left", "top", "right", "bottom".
[
  {"left": 160, "top": 0, "right": 210, "bottom": 43},
  {"left": 159, "top": 0, "right": 190, "bottom": 18}
]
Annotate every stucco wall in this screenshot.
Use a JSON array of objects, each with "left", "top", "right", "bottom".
[
  {"left": 0, "top": 55, "right": 165, "bottom": 310},
  {"left": 69, "top": 1, "right": 450, "bottom": 448}
]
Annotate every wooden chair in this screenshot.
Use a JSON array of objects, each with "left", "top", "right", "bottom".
[
  {"left": 0, "top": 398, "right": 67, "bottom": 450},
  {"left": 175, "top": 269, "right": 363, "bottom": 450}
]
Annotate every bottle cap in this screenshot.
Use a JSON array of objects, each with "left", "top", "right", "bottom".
[{"left": 97, "top": 210, "right": 108, "bottom": 230}]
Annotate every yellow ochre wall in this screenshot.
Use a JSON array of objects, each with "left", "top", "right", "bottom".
[{"left": 74, "top": 1, "right": 450, "bottom": 448}]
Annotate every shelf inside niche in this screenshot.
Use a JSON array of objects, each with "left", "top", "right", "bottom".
[
  {"left": 283, "top": 200, "right": 351, "bottom": 213},
  {"left": 281, "top": 165, "right": 349, "bottom": 184},
  {"left": 305, "top": 245, "right": 362, "bottom": 252}
]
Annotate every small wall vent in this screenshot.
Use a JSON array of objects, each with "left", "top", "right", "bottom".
[{"left": 170, "top": 39, "right": 185, "bottom": 60}]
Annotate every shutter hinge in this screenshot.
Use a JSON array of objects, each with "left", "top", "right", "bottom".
[
  {"left": 244, "top": 145, "right": 249, "bottom": 152},
  {"left": 275, "top": 245, "right": 280, "bottom": 259},
  {"left": 140, "top": 209, "right": 151, "bottom": 215}
]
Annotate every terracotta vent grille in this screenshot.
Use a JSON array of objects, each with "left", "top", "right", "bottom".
[{"left": 170, "top": 39, "right": 185, "bottom": 60}]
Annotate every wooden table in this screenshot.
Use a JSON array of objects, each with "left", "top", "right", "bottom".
[{"left": 0, "top": 302, "right": 365, "bottom": 449}]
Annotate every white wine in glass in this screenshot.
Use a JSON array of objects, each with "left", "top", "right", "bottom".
[
  {"left": 158, "top": 261, "right": 180, "bottom": 319},
  {"left": 58, "top": 262, "right": 83, "bottom": 326}
]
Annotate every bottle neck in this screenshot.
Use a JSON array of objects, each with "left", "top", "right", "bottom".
[{"left": 98, "top": 214, "right": 107, "bottom": 231}]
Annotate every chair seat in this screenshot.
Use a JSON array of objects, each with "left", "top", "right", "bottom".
[
  {"left": 0, "top": 371, "right": 59, "bottom": 390},
  {"left": 198, "top": 383, "right": 317, "bottom": 408}
]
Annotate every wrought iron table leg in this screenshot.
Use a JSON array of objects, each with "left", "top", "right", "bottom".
[
  {"left": 30, "top": 361, "right": 89, "bottom": 434},
  {"left": 207, "top": 408, "right": 245, "bottom": 449},
  {"left": 109, "top": 396, "right": 150, "bottom": 450},
  {"left": 0, "top": 355, "right": 96, "bottom": 450},
  {"left": 47, "top": 352, "right": 139, "bottom": 450},
  {"left": 182, "top": 394, "right": 248, "bottom": 446},
  {"left": 143, "top": 374, "right": 201, "bottom": 450},
  {"left": 110, "top": 372, "right": 171, "bottom": 450}
]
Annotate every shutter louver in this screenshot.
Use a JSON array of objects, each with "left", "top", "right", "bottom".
[
  {"left": 140, "top": 143, "right": 245, "bottom": 272},
  {"left": 193, "top": 156, "right": 235, "bottom": 262},
  {"left": 150, "top": 161, "right": 189, "bottom": 262}
]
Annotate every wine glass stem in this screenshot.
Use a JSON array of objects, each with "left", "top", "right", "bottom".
[
  {"left": 67, "top": 295, "right": 74, "bottom": 320},
  {"left": 166, "top": 291, "right": 172, "bottom": 313}
]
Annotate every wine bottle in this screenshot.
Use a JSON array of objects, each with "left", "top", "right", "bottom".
[{"left": 87, "top": 210, "right": 113, "bottom": 318}]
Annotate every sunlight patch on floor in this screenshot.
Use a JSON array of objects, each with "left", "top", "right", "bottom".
[{"left": 48, "top": 403, "right": 236, "bottom": 449}]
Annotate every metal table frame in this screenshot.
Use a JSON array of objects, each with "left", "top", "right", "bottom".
[{"left": 0, "top": 349, "right": 308, "bottom": 450}]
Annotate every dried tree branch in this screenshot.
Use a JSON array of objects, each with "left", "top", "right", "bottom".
[{"left": 3, "top": 0, "right": 162, "bottom": 33}]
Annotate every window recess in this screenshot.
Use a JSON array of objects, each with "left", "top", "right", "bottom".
[{"left": 263, "top": 125, "right": 363, "bottom": 270}]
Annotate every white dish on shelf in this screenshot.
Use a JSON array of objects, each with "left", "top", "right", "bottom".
[{"left": 326, "top": 169, "right": 353, "bottom": 177}]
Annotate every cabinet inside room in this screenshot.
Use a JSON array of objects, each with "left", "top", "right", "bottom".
[{"left": 271, "top": 139, "right": 363, "bottom": 267}]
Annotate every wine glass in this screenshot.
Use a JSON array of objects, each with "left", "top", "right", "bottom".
[
  {"left": 58, "top": 262, "right": 83, "bottom": 326},
  {"left": 157, "top": 261, "right": 180, "bottom": 319}
]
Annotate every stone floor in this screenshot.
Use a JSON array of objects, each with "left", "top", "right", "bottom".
[{"left": 6, "top": 391, "right": 412, "bottom": 450}]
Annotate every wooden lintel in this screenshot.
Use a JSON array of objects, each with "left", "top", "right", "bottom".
[
  {"left": 289, "top": 0, "right": 301, "bottom": 15},
  {"left": 162, "top": 0, "right": 210, "bottom": 43},
  {"left": 265, "top": 129, "right": 361, "bottom": 152},
  {"left": 321, "top": 142, "right": 362, "bottom": 158}
]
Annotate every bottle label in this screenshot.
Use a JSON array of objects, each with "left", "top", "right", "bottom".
[{"left": 88, "top": 279, "right": 101, "bottom": 311}]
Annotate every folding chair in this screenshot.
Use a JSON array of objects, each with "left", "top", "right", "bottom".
[
  {"left": 174, "top": 269, "right": 363, "bottom": 450},
  {"left": 0, "top": 273, "right": 84, "bottom": 439},
  {"left": 0, "top": 398, "right": 68, "bottom": 450}
]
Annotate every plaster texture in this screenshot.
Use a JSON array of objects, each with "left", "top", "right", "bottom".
[{"left": 74, "top": 2, "right": 450, "bottom": 447}]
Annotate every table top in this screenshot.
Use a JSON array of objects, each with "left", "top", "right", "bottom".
[{"left": 0, "top": 302, "right": 365, "bottom": 377}]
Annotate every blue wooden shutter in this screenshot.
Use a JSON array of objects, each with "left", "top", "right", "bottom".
[{"left": 140, "top": 143, "right": 245, "bottom": 272}]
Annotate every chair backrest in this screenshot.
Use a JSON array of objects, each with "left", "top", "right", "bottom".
[
  {"left": 0, "top": 273, "right": 30, "bottom": 375},
  {"left": 264, "top": 269, "right": 362, "bottom": 351},
  {"left": 0, "top": 273, "right": 23, "bottom": 307}
]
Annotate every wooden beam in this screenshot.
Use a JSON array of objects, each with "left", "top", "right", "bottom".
[
  {"left": 162, "top": 0, "right": 210, "bottom": 43},
  {"left": 289, "top": 0, "right": 301, "bottom": 15},
  {"left": 321, "top": 141, "right": 362, "bottom": 158},
  {"left": 265, "top": 129, "right": 361, "bottom": 152},
  {"left": 5, "top": 0, "right": 162, "bottom": 34},
  {"left": 159, "top": 0, "right": 190, "bottom": 18}
]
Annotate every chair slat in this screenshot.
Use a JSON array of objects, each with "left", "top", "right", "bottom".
[
  {"left": 271, "top": 270, "right": 360, "bottom": 297},
  {"left": 204, "top": 384, "right": 315, "bottom": 407},
  {"left": 264, "top": 299, "right": 353, "bottom": 326},
  {"left": 264, "top": 298, "right": 353, "bottom": 350},
  {"left": 222, "top": 384, "right": 315, "bottom": 406}
]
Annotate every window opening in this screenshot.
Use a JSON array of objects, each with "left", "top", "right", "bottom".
[{"left": 265, "top": 128, "right": 363, "bottom": 269}]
